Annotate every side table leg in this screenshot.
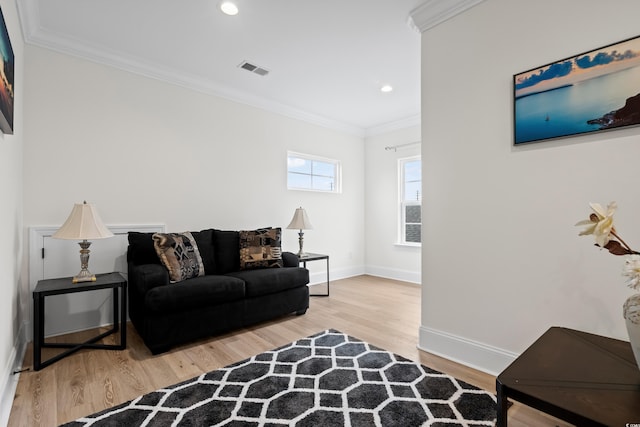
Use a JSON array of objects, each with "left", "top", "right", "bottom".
[
  {"left": 33, "top": 294, "right": 43, "bottom": 371},
  {"left": 120, "top": 285, "right": 127, "bottom": 348},
  {"left": 113, "top": 287, "right": 119, "bottom": 334},
  {"left": 496, "top": 380, "right": 508, "bottom": 427},
  {"left": 325, "top": 257, "right": 330, "bottom": 297}
]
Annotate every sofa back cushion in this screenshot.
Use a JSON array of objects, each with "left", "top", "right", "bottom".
[
  {"left": 191, "top": 229, "right": 216, "bottom": 274},
  {"left": 128, "top": 232, "right": 160, "bottom": 265},
  {"left": 213, "top": 230, "right": 240, "bottom": 274}
]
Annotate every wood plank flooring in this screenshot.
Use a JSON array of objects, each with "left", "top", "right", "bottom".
[{"left": 8, "top": 275, "right": 570, "bottom": 426}]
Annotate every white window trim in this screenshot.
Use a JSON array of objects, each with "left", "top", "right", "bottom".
[
  {"left": 287, "top": 151, "right": 342, "bottom": 193},
  {"left": 395, "top": 242, "right": 421, "bottom": 248},
  {"left": 398, "top": 155, "right": 421, "bottom": 246}
]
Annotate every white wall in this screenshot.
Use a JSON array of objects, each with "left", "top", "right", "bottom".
[
  {"left": 0, "top": 0, "right": 23, "bottom": 424},
  {"left": 21, "top": 45, "right": 365, "bottom": 326},
  {"left": 365, "top": 126, "right": 421, "bottom": 283},
  {"left": 419, "top": 0, "right": 640, "bottom": 374}
]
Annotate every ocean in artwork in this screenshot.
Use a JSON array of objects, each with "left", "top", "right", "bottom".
[{"left": 514, "top": 65, "right": 640, "bottom": 144}]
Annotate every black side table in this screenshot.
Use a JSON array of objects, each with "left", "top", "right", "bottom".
[
  {"left": 496, "top": 326, "right": 640, "bottom": 426},
  {"left": 33, "top": 272, "right": 127, "bottom": 371},
  {"left": 299, "top": 253, "right": 330, "bottom": 297}
]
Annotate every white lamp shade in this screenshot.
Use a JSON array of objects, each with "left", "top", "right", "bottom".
[
  {"left": 52, "top": 202, "right": 114, "bottom": 240},
  {"left": 287, "top": 207, "right": 313, "bottom": 230}
]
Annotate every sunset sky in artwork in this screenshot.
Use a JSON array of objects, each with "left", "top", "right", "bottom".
[{"left": 515, "top": 37, "right": 640, "bottom": 98}]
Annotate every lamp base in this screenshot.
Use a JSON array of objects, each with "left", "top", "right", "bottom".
[
  {"left": 72, "top": 269, "right": 97, "bottom": 284},
  {"left": 297, "top": 230, "right": 307, "bottom": 258},
  {"left": 72, "top": 240, "right": 97, "bottom": 283}
]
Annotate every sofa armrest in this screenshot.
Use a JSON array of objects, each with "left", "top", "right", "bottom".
[
  {"left": 128, "top": 262, "right": 170, "bottom": 297},
  {"left": 282, "top": 252, "right": 299, "bottom": 267}
]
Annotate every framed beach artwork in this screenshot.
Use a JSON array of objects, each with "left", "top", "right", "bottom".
[
  {"left": 0, "top": 5, "right": 13, "bottom": 135},
  {"left": 514, "top": 35, "right": 640, "bottom": 145}
]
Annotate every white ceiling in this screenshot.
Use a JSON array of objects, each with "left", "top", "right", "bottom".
[{"left": 15, "top": 0, "right": 444, "bottom": 136}]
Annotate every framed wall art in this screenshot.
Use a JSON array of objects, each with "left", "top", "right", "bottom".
[
  {"left": 514, "top": 35, "right": 640, "bottom": 145},
  {"left": 0, "top": 5, "right": 13, "bottom": 135}
]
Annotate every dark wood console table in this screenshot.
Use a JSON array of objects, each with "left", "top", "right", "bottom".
[{"left": 496, "top": 326, "right": 640, "bottom": 426}]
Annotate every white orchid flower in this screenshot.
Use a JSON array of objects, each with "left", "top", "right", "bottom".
[{"left": 576, "top": 202, "right": 617, "bottom": 247}]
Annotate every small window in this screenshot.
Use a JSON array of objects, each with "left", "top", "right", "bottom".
[
  {"left": 399, "top": 157, "right": 421, "bottom": 245},
  {"left": 287, "top": 152, "right": 341, "bottom": 193}
]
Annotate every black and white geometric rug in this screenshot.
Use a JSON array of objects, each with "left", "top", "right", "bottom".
[{"left": 61, "top": 329, "right": 496, "bottom": 426}]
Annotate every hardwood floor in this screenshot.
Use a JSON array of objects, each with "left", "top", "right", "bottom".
[{"left": 8, "top": 275, "right": 570, "bottom": 426}]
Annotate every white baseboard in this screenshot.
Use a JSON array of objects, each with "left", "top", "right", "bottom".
[
  {"left": 307, "top": 265, "right": 419, "bottom": 286},
  {"left": 418, "top": 325, "right": 517, "bottom": 376},
  {"left": 365, "top": 265, "right": 420, "bottom": 284},
  {"left": 308, "top": 265, "right": 364, "bottom": 286},
  {"left": 0, "top": 321, "right": 28, "bottom": 427}
]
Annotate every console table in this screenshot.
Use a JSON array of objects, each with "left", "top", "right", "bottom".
[
  {"left": 496, "top": 326, "right": 640, "bottom": 426},
  {"left": 299, "top": 253, "right": 329, "bottom": 297},
  {"left": 33, "top": 272, "right": 127, "bottom": 371}
]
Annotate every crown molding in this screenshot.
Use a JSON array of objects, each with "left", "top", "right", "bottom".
[
  {"left": 16, "top": 0, "right": 423, "bottom": 138},
  {"left": 15, "top": 0, "right": 372, "bottom": 137},
  {"left": 16, "top": 0, "right": 40, "bottom": 42},
  {"left": 409, "top": 0, "right": 486, "bottom": 33},
  {"left": 365, "top": 114, "right": 421, "bottom": 137}
]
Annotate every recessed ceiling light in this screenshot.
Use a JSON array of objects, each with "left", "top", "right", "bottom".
[
  {"left": 220, "top": 1, "right": 239, "bottom": 16},
  {"left": 380, "top": 85, "right": 393, "bottom": 93}
]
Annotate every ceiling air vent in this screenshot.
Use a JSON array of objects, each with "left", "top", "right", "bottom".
[{"left": 239, "top": 61, "right": 270, "bottom": 77}]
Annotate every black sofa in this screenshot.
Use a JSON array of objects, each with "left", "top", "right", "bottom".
[{"left": 127, "top": 228, "right": 310, "bottom": 354}]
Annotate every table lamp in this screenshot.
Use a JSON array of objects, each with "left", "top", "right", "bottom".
[
  {"left": 287, "top": 207, "right": 313, "bottom": 257},
  {"left": 52, "top": 201, "right": 114, "bottom": 283}
]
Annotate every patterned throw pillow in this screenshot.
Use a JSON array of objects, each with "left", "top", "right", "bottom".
[
  {"left": 239, "top": 227, "right": 283, "bottom": 270},
  {"left": 152, "top": 232, "right": 205, "bottom": 282}
]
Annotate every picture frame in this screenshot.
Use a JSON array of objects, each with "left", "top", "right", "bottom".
[
  {"left": 513, "top": 35, "right": 640, "bottom": 145},
  {"left": 0, "top": 5, "right": 14, "bottom": 135}
]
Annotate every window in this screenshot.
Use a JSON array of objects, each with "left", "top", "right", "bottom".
[
  {"left": 399, "top": 156, "right": 421, "bottom": 245},
  {"left": 287, "top": 152, "right": 341, "bottom": 193}
]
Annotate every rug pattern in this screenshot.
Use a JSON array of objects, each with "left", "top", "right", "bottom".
[{"left": 62, "top": 329, "right": 496, "bottom": 426}]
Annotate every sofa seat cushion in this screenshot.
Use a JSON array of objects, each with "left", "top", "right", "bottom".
[
  {"left": 145, "top": 275, "right": 245, "bottom": 313},
  {"left": 227, "top": 267, "right": 309, "bottom": 298}
]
